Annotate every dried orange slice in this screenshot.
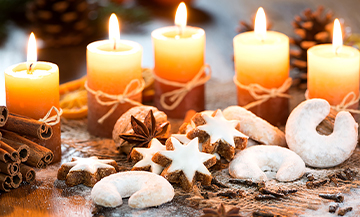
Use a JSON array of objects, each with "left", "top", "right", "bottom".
[
  {"left": 142, "top": 68, "right": 155, "bottom": 102},
  {"left": 59, "top": 76, "right": 88, "bottom": 119}
]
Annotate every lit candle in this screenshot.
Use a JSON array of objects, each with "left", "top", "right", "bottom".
[
  {"left": 5, "top": 32, "right": 61, "bottom": 162},
  {"left": 233, "top": 7, "right": 289, "bottom": 125},
  {"left": 308, "top": 19, "right": 360, "bottom": 107},
  {"left": 87, "top": 13, "right": 143, "bottom": 138},
  {"left": 152, "top": 2, "right": 206, "bottom": 119}
]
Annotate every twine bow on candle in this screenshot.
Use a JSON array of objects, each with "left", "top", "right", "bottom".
[
  {"left": 233, "top": 76, "right": 292, "bottom": 109},
  {"left": 39, "top": 106, "right": 62, "bottom": 126},
  {"left": 305, "top": 90, "right": 360, "bottom": 114},
  {"left": 85, "top": 79, "right": 145, "bottom": 124},
  {"left": 153, "top": 64, "right": 211, "bottom": 110}
]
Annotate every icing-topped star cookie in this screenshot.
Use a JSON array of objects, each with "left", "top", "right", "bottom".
[
  {"left": 187, "top": 109, "right": 248, "bottom": 161},
  {"left": 152, "top": 137, "right": 216, "bottom": 191},
  {"left": 130, "top": 138, "right": 166, "bottom": 174},
  {"left": 57, "top": 156, "right": 119, "bottom": 187},
  {"left": 170, "top": 134, "right": 220, "bottom": 160}
]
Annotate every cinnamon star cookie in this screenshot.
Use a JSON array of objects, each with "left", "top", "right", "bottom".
[
  {"left": 57, "top": 156, "right": 119, "bottom": 187},
  {"left": 152, "top": 137, "right": 216, "bottom": 191},
  {"left": 130, "top": 138, "right": 166, "bottom": 174},
  {"left": 187, "top": 109, "right": 248, "bottom": 161}
]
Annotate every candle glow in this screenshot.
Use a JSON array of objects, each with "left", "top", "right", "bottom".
[
  {"left": 109, "top": 13, "right": 121, "bottom": 50},
  {"left": 254, "top": 7, "right": 266, "bottom": 41},
  {"left": 175, "top": 2, "right": 187, "bottom": 35},
  {"left": 27, "top": 32, "right": 37, "bottom": 73},
  {"left": 332, "top": 18, "right": 343, "bottom": 54}
]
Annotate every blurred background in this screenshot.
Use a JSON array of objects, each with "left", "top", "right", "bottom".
[{"left": 0, "top": 0, "right": 360, "bottom": 106}]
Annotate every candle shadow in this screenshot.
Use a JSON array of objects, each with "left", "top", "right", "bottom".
[{"left": 136, "top": 0, "right": 213, "bottom": 25}]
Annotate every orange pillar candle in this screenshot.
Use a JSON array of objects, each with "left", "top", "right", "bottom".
[
  {"left": 87, "top": 14, "right": 142, "bottom": 138},
  {"left": 152, "top": 2, "right": 206, "bottom": 119},
  {"left": 308, "top": 19, "right": 359, "bottom": 107},
  {"left": 5, "top": 33, "right": 61, "bottom": 163},
  {"left": 233, "top": 7, "right": 289, "bottom": 126}
]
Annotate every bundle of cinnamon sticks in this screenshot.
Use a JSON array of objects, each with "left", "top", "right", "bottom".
[{"left": 0, "top": 106, "right": 54, "bottom": 192}]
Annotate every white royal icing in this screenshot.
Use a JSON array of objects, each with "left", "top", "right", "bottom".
[
  {"left": 64, "top": 156, "right": 116, "bottom": 174},
  {"left": 172, "top": 134, "right": 220, "bottom": 160},
  {"left": 197, "top": 109, "right": 248, "bottom": 147},
  {"left": 159, "top": 137, "right": 216, "bottom": 183},
  {"left": 133, "top": 139, "right": 166, "bottom": 174}
]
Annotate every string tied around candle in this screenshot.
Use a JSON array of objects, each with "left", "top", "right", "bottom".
[
  {"left": 153, "top": 64, "right": 211, "bottom": 110},
  {"left": 85, "top": 78, "right": 144, "bottom": 124},
  {"left": 39, "top": 106, "right": 62, "bottom": 126},
  {"left": 305, "top": 90, "right": 360, "bottom": 114},
  {"left": 233, "top": 76, "right": 292, "bottom": 109}
]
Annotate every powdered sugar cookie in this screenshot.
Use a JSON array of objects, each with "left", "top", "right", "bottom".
[
  {"left": 187, "top": 109, "right": 248, "bottom": 161},
  {"left": 285, "top": 99, "right": 358, "bottom": 168},
  {"left": 130, "top": 138, "right": 166, "bottom": 174},
  {"left": 91, "top": 171, "right": 174, "bottom": 208},
  {"left": 223, "top": 106, "right": 286, "bottom": 147},
  {"left": 152, "top": 137, "right": 216, "bottom": 191},
  {"left": 57, "top": 156, "right": 119, "bottom": 187},
  {"left": 229, "top": 145, "right": 305, "bottom": 182}
]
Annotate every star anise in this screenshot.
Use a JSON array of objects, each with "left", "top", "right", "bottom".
[
  {"left": 201, "top": 203, "right": 242, "bottom": 217},
  {"left": 119, "top": 110, "right": 169, "bottom": 154}
]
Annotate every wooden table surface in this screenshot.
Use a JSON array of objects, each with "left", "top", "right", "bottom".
[{"left": 1, "top": 0, "right": 360, "bottom": 216}]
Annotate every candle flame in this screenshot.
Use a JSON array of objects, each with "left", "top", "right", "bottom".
[
  {"left": 254, "top": 7, "right": 266, "bottom": 41},
  {"left": 27, "top": 32, "right": 37, "bottom": 73},
  {"left": 175, "top": 2, "right": 187, "bottom": 35},
  {"left": 332, "top": 18, "right": 343, "bottom": 54},
  {"left": 109, "top": 13, "right": 121, "bottom": 50}
]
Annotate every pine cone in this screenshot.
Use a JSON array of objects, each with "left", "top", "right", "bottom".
[
  {"left": 290, "top": 6, "right": 333, "bottom": 87},
  {"left": 26, "top": 0, "right": 95, "bottom": 48}
]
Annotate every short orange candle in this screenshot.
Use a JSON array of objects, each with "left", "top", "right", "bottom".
[
  {"left": 308, "top": 19, "right": 360, "bottom": 107},
  {"left": 87, "top": 14, "right": 142, "bottom": 137},
  {"left": 233, "top": 8, "right": 289, "bottom": 125},
  {"left": 152, "top": 2, "right": 206, "bottom": 118},
  {"left": 5, "top": 33, "right": 61, "bottom": 162}
]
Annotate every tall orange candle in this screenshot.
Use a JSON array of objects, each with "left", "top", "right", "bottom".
[
  {"left": 233, "top": 8, "right": 289, "bottom": 126},
  {"left": 5, "top": 33, "right": 61, "bottom": 163},
  {"left": 152, "top": 2, "right": 206, "bottom": 119},
  {"left": 308, "top": 19, "right": 359, "bottom": 107},
  {"left": 87, "top": 14, "right": 143, "bottom": 138}
]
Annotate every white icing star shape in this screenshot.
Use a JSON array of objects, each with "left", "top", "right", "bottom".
[
  {"left": 197, "top": 109, "right": 248, "bottom": 147},
  {"left": 132, "top": 139, "right": 166, "bottom": 174},
  {"left": 160, "top": 137, "right": 216, "bottom": 183},
  {"left": 171, "top": 134, "right": 220, "bottom": 160},
  {"left": 65, "top": 156, "right": 115, "bottom": 174}
]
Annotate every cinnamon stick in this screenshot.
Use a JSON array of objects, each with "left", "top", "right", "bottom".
[
  {"left": 0, "top": 140, "right": 19, "bottom": 162},
  {"left": 20, "top": 163, "right": 36, "bottom": 183},
  {"left": 0, "top": 148, "right": 12, "bottom": 163},
  {"left": 0, "top": 130, "right": 53, "bottom": 168},
  {"left": 0, "top": 106, "right": 9, "bottom": 127},
  {"left": 3, "top": 113, "right": 53, "bottom": 140},
  {"left": 0, "top": 161, "right": 19, "bottom": 176},
  {"left": 1, "top": 138, "right": 30, "bottom": 162},
  {"left": 11, "top": 172, "right": 22, "bottom": 188},
  {"left": 0, "top": 173, "right": 11, "bottom": 192}
]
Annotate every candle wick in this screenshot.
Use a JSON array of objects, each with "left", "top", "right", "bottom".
[
  {"left": 113, "top": 39, "right": 116, "bottom": 50},
  {"left": 177, "top": 25, "right": 184, "bottom": 37},
  {"left": 335, "top": 46, "right": 340, "bottom": 55},
  {"left": 28, "top": 63, "right": 33, "bottom": 74}
]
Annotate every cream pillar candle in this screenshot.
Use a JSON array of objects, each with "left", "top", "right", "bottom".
[
  {"left": 233, "top": 7, "right": 289, "bottom": 125},
  {"left": 308, "top": 19, "right": 359, "bottom": 106},
  {"left": 87, "top": 14, "right": 143, "bottom": 138},
  {"left": 152, "top": 2, "right": 206, "bottom": 119},
  {"left": 5, "top": 33, "right": 61, "bottom": 162}
]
